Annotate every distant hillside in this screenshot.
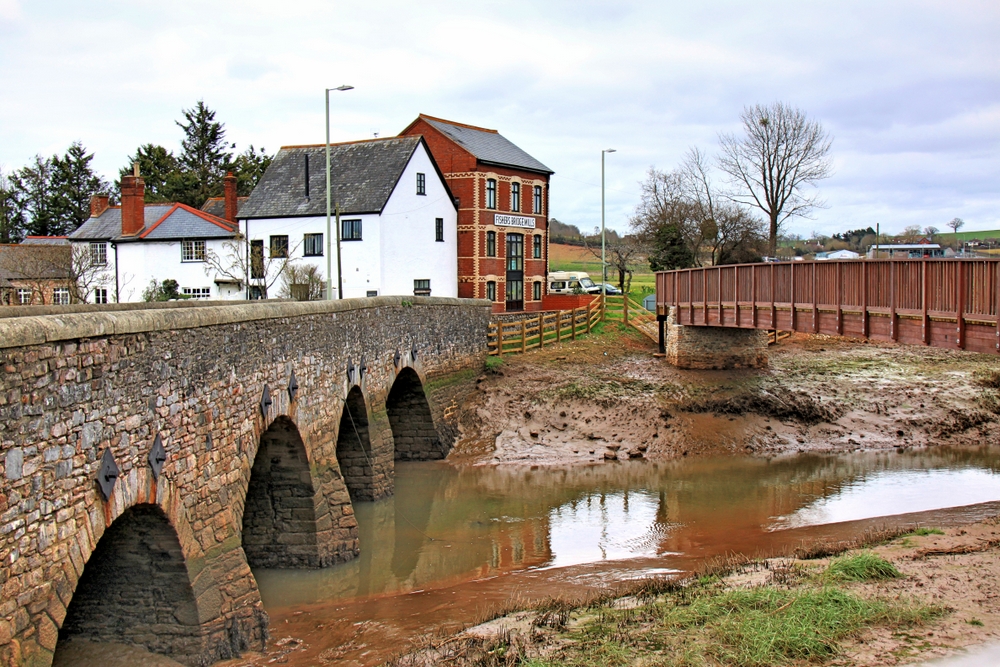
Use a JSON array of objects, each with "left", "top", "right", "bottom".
[{"left": 549, "top": 218, "right": 621, "bottom": 246}]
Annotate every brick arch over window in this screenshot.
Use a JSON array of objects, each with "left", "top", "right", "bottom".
[
  {"left": 387, "top": 367, "right": 442, "bottom": 461},
  {"left": 54, "top": 504, "right": 207, "bottom": 666},
  {"left": 242, "top": 416, "right": 338, "bottom": 568}
]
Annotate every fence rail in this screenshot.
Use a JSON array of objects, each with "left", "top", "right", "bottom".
[
  {"left": 656, "top": 259, "right": 1000, "bottom": 355},
  {"left": 488, "top": 298, "right": 602, "bottom": 355}
]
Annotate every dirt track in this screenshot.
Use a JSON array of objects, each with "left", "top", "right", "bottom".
[{"left": 451, "top": 322, "right": 1000, "bottom": 465}]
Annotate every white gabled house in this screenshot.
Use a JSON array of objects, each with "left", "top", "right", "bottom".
[
  {"left": 238, "top": 135, "right": 458, "bottom": 299},
  {"left": 68, "top": 173, "right": 243, "bottom": 303}
]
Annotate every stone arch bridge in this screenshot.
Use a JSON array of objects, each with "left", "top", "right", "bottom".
[{"left": 0, "top": 296, "right": 489, "bottom": 667}]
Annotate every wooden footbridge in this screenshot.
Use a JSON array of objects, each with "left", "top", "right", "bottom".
[{"left": 655, "top": 259, "right": 1000, "bottom": 355}]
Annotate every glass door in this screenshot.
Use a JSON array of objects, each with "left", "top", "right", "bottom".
[{"left": 505, "top": 233, "right": 524, "bottom": 311}]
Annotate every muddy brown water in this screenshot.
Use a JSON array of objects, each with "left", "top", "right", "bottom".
[{"left": 234, "top": 445, "right": 1000, "bottom": 666}]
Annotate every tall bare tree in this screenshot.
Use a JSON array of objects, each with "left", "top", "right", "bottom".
[
  {"left": 583, "top": 233, "right": 645, "bottom": 293},
  {"left": 718, "top": 102, "right": 833, "bottom": 256},
  {"left": 947, "top": 217, "right": 965, "bottom": 234}
]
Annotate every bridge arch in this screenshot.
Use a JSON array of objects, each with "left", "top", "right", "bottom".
[
  {"left": 335, "top": 386, "right": 379, "bottom": 501},
  {"left": 53, "top": 503, "right": 210, "bottom": 666},
  {"left": 242, "top": 416, "right": 337, "bottom": 568},
  {"left": 386, "top": 367, "right": 443, "bottom": 461}
]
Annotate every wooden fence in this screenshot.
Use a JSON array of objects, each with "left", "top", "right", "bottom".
[
  {"left": 488, "top": 297, "right": 602, "bottom": 355},
  {"left": 656, "top": 259, "right": 1000, "bottom": 354}
]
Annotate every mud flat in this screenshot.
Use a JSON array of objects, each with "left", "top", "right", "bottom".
[{"left": 452, "top": 322, "right": 1000, "bottom": 465}]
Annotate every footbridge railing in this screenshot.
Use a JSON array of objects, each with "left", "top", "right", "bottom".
[{"left": 656, "top": 259, "right": 1000, "bottom": 354}]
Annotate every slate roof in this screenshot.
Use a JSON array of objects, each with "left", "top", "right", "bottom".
[
  {"left": 0, "top": 244, "right": 71, "bottom": 287},
  {"left": 412, "top": 114, "right": 553, "bottom": 175},
  {"left": 240, "top": 136, "right": 426, "bottom": 219},
  {"left": 68, "top": 204, "right": 237, "bottom": 242},
  {"left": 22, "top": 236, "right": 70, "bottom": 246},
  {"left": 200, "top": 196, "right": 247, "bottom": 219}
]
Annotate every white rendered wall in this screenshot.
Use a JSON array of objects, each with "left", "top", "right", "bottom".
[{"left": 379, "top": 143, "right": 458, "bottom": 298}]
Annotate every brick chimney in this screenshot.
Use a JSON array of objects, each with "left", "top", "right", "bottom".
[
  {"left": 90, "top": 194, "right": 110, "bottom": 218},
  {"left": 223, "top": 171, "right": 238, "bottom": 223},
  {"left": 120, "top": 163, "right": 145, "bottom": 236}
]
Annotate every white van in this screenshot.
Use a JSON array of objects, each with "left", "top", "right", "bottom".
[{"left": 548, "top": 271, "right": 602, "bottom": 295}]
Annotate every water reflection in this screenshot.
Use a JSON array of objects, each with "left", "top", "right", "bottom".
[{"left": 255, "top": 445, "right": 1000, "bottom": 611}]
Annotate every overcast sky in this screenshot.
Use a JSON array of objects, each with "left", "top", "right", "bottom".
[{"left": 1, "top": 0, "right": 997, "bottom": 237}]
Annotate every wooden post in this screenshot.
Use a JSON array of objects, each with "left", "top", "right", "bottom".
[
  {"left": 922, "top": 260, "right": 930, "bottom": 345},
  {"left": 702, "top": 269, "right": 708, "bottom": 325},
  {"left": 498, "top": 322, "right": 505, "bottom": 357},
  {"left": 770, "top": 263, "right": 776, "bottom": 329},
  {"left": 586, "top": 304, "right": 592, "bottom": 333},
  {"left": 812, "top": 262, "right": 819, "bottom": 333},
  {"left": 889, "top": 260, "right": 898, "bottom": 341},
  {"left": 624, "top": 295, "right": 629, "bottom": 326},
  {"left": 571, "top": 309, "right": 577, "bottom": 340},
  {"left": 556, "top": 311, "right": 562, "bottom": 342},
  {"left": 538, "top": 314, "right": 544, "bottom": 348},
  {"left": 601, "top": 293, "right": 606, "bottom": 322},
  {"left": 734, "top": 265, "right": 741, "bottom": 327},
  {"left": 957, "top": 261, "right": 966, "bottom": 350},
  {"left": 521, "top": 319, "right": 527, "bottom": 353},
  {"left": 751, "top": 264, "right": 757, "bottom": 328},
  {"left": 995, "top": 261, "right": 1000, "bottom": 353},
  {"left": 836, "top": 261, "right": 843, "bottom": 335},
  {"left": 688, "top": 269, "right": 695, "bottom": 325},
  {"left": 718, "top": 266, "right": 724, "bottom": 325},
  {"left": 790, "top": 262, "right": 796, "bottom": 331},
  {"left": 862, "top": 260, "right": 869, "bottom": 338}
]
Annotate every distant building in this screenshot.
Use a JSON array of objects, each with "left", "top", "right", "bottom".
[
  {"left": 0, "top": 240, "right": 72, "bottom": 305},
  {"left": 815, "top": 249, "right": 861, "bottom": 260},
  {"left": 400, "top": 115, "right": 553, "bottom": 313},
  {"left": 68, "top": 173, "right": 242, "bottom": 303},
  {"left": 867, "top": 243, "right": 948, "bottom": 259},
  {"left": 239, "top": 136, "right": 457, "bottom": 299}
]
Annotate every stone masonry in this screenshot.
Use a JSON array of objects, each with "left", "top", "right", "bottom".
[
  {"left": 0, "top": 296, "right": 489, "bottom": 667},
  {"left": 663, "top": 307, "right": 769, "bottom": 369}
]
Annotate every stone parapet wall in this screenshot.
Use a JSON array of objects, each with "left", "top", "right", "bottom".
[
  {"left": 0, "top": 296, "right": 489, "bottom": 666},
  {"left": 664, "top": 307, "right": 768, "bottom": 369}
]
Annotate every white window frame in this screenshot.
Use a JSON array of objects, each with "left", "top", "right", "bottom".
[
  {"left": 52, "top": 288, "right": 70, "bottom": 305},
  {"left": 181, "top": 239, "right": 206, "bottom": 262},
  {"left": 94, "top": 288, "right": 109, "bottom": 304},
  {"left": 182, "top": 287, "right": 212, "bottom": 299},
  {"left": 90, "top": 242, "right": 108, "bottom": 266},
  {"left": 16, "top": 288, "right": 32, "bottom": 305}
]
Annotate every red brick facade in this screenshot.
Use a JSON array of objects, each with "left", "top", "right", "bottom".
[{"left": 400, "top": 116, "right": 551, "bottom": 314}]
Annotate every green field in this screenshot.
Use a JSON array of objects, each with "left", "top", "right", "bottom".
[{"left": 936, "top": 228, "right": 1000, "bottom": 242}]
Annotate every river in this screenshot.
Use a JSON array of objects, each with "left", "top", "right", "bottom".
[{"left": 248, "top": 445, "right": 1000, "bottom": 666}]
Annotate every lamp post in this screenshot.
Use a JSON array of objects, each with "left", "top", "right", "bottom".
[
  {"left": 601, "top": 148, "right": 616, "bottom": 314},
  {"left": 326, "top": 85, "right": 354, "bottom": 300}
]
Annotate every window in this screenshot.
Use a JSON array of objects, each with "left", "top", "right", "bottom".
[
  {"left": 486, "top": 231, "right": 496, "bottom": 257},
  {"left": 486, "top": 281, "right": 496, "bottom": 302},
  {"left": 182, "top": 287, "right": 211, "bottom": 299},
  {"left": 303, "top": 233, "right": 323, "bottom": 257},
  {"left": 181, "top": 239, "right": 206, "bottom": 262},
  {"left": 435, "top": 218, "right": 444, "bottom": 242},
  {"left": 53, "top": 288, "right": 70, "bottom": 305},
  {"left": 533, "top": 281, "right": 542, "bottom": 301},
  {"left": 16, "top": 288, "right": 32, "bottom": 305},
  {"left": 486, "top": 179, "right": 497, "bottom": 209},
  {"left": 90, "top": 242, "right": 107, "bottom": 266},
  {"left": 533, "top": 186, "right": 542, "bottom": 214},
  {"left": 250, "top": 240, "right": 264, "bottom": 279},
  {"left": 94, "top": 288, "right": 108, "bottom": 304},
  {"left": 507, "top": 233, "right": 523, "bottom": 271},
  {"left": 413, "top": 279, "right": 431, "bottom": 296},
  {"left": 533, "top": 234, "right": 542, "bottom": 259},
  {"left": 342, "top": 219, "right": 362, "bottom": 241},
  {"left": 366, "top": 290, "right": 378, "bottom": 297},
  {"left": 511, "top": 182, "right": 520, "bottom": 212},
  {"left": 416, "top": 172, "right": 426, "bottom": 195},
  {"left": 270, "top": 235, "right": 289, "bottom": 258}
]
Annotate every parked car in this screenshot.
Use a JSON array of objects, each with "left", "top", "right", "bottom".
[{"left": 596, "top": 283, "right": 622, "bottom": 295}]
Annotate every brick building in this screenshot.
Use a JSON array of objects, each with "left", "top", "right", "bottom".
[{"left": 400, "top": 115, "right": 553, "bottom": 313}]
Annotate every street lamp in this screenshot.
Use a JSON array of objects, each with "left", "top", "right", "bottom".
[
  {"left": 326, "top": 84, "right": 354, "bottom": 300},
  {"left": 601, "top": 149, "right": 616, "bottom": 305}
]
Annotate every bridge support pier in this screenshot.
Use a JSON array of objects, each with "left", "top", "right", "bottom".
[{"left": 663, "top": 307, "right": 768, "bottom": 370}]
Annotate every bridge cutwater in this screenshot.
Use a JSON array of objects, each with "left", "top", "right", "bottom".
[
  {"left": 654, "top": 259, "right": 1000, "bottom": 367},
  {"left": 0, "top": 296, "right": 489, "bottom": 667}
]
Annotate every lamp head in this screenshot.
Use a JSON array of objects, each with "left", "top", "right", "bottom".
[
  {"left": 335, "top": 85, "right": 354, "bottom": 91},
  {"left": 604, "top": 148, "right": 616, "bottom": 153}
]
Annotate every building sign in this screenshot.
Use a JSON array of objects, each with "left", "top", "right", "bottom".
[{"left": 494, "top": 214, "right": 536, "bottom": 229}]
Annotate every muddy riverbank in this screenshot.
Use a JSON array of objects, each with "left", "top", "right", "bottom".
[{"left": 452, "top": 322, "right": 1000, "bottom": 465}]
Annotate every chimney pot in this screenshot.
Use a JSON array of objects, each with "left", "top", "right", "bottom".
[
  {"left": 90, "top": 194, "right": 110, "bottom": 218},
  {"left": 120, "top": 175, "right": 146, "bottom": 236}
]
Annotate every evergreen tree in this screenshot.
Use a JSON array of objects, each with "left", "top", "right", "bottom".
[
  {"left": 10, "top": 155, "right": 58, "bottom": 237},
  {"left": 232, "top": 145, "right": 273, "bottom": 196},
  {"left": 0, "top": 168, "right": 23, "bottom": 243},
  {"left": 176, "top": 100, "right": 232, "bottom": 207},
  {"left": 649, "top": 223, "right": 696, "bottom": 271},
  {"left": 51, "top": 142, "right": 110, "bottom": 231},
  {"left": 118, "top": 144, "right": 182, "bottom": 202}
]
